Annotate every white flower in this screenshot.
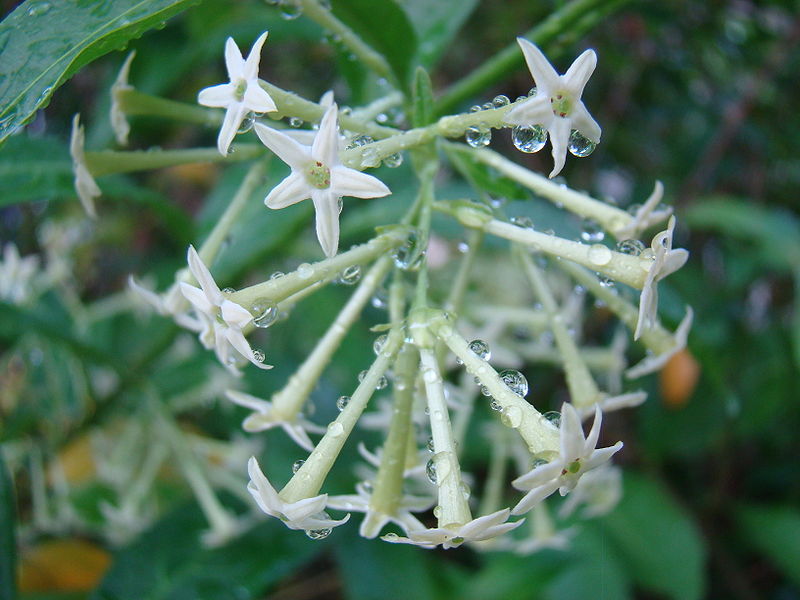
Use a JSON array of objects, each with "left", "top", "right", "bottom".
[
  {"left": 225, "top": 390, "right": 322, "bottom": 452},
  {"left": 110, "top": 51, "right": 136, "bottom": 146},
  {"left": 635, "top": 216, "right": 690, "bottom": 339},
  {"left": 627, "top": 306, "right": 693, "bottom": 378},
  {"left": 511, "top": 403, "right": 622, "bottom": 516},
  {"left": 0, "top": 243, "right": 40, "bottom": 304},
  {"left": 198, "top": 31, "right": 277, "bottom": 156},
  {"left": 505, "top": 38, "right": 600, "bottom": 178},
  {"left": 179, "top": 245, "right": 271, "bottom": 373},
  {"left": 127, "top": 275, "right": 204, "bottom": 333},
  {"left": 558, "top": 465, "right": 622, "bottom": 520},
  {"left": 615, "top": 181, "right": 672, "bottom": 240},
  {"left": 247, "top": 456, "right": 349, "bottom": 531},
  {"left": 576, "top": 390, "right": 647, "bottom": 420},
  {"left": 326, "top": 481, "right": 433, "bottom": 538},
  {"left": 254, "top": 103, "right": 391, "bottom": 257},
  {"left": 69, "top": 114, "right": 101, "bottom": 218},
  {"left": 382, "top": 508, "right": 523, "bottom": 549}
]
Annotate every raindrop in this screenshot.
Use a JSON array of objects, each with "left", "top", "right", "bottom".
[
  {"left": 427, "top": 437, "right": 435, "bottom": 452},
  {"left": 481, "top": 385, "right": 492, "bottom": 397},
  {"left": 393, "top": 229, "right": 425, "bottom": 270},
  {"left": 305, "top": 527, "right": 331, "bottom": 540},
  {"left": 587, "top": 244, "right": 612, "bottom": 266},
  {"left": 371, "top": 287, "right": 388, "bottom": 309},
  {"left": 27, "top": 1, "right": 51, "bottom": 16},
  {"left": 597, "top": 274, "right": 615, "bottom": 287},
  {"left": 468, "top": 339, "right": 491, "bottom": 361},
  {"left": 423, "top": 369, "right": 439, "bottom": 384},
  {"left": 237, "top": 112, "right": 256, "bottom": 134},
  {"left": 373, "top": 334, "right": 388, "bottom": 355},
  {"left": 339, "top": 264, "right": 361, "bottom": 285},
  {"left": 541, "top": 411, "right": 561, "bottom": 427},
  {"left": 460, "top": 481, "right": 471, "bottom": 500},
  {"left": 510, "top": 215, "right": 534, "bottom": 229},
  {"left": 580, "top": 219, "right": 605, "bottom": 242},
  {"left": 337, "top": 197, "right": 343, "bottom": 214},
  {"left": 327, "top": 421, "right": 344, "bottom": 437},
  {"left": 457, "top": 241, "right": 470, "bottom": 253},
  {"left": 252, "top": 299, "right": 278, "bottom": 328},
  {"left": 292, "top": 459, "right": 305, "bottom": 473},
  {"left": 482, "top": 102, "right": 494, "bottom": 111},
  {"left": 297, "top": 263, "right": 313, "bottom": 278},
  {"left": 501, "top": 405, "right": 523, "bottom": 428},
  {"left": 382, "top": 152, "right": 403, "bottom": 168},
  {"left": 270, "top": 271, "right": 285, "bottom": 280},
  {"left": 376, "top": 375, "right": 388, "bottom": 390},
  {"left": 426, "top": 458, "right": 437, "bottom": 483},
  {"left": 528, "top": 87, "right": 538, "bottom": 97},
  {"left": 489, "top": 398, "right": 502, "bottom": 411},
  {"left": 465, "top": 125, "right": 491, "bottom": 148},
  {"left": 511, "top": 125, "right": 547, "bottom": 153},
  {"left": 499, "top": 369, "right": 528, "bottom": 397},
  {"left": 252, "top": 349, "right": 266, "bottom": 363},
  {"left": 336, "top": 395, "right": 350, "bottom": 411},
  {"left": 469, "top": 105, "right": 482, "bottom": 113},
  {"left": 289, "top": 116, "right": 304, "bottom": 128},
  {"left": 346, "top": 134, "right": 374, "bottom": 149},
  {"left": 279, "top": 0, "right": 303, "bottom": 19},
  {"left": 616, "top": 239, "right": 645, "bottom": 256},
  {"left": 492, "top": 95, "right": 510, "bottom": 107},
  {"left": 567, "top": 129, "right": 596, "bottom": 157},
  {"left": 222, "top": 287, "right": 236, "bottom": 294}
]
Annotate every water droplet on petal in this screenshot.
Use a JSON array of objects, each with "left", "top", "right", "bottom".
[
  {"left": 305, "top": 527, "right": 331, "bottom": 540},
  {"left": 237, "top": 112, "right": 255, "bottom": 134},
  {"left": 489, "top": 398, "right": 502, "bottom": 411},
  {"left": 338, "top": 264, "right": 361, "bottom": 285},
  {"left": 511, "top": 125, "right": 547, "bottom": 153},
  {"left": 270, "top": 271, "right": 285, "bottom": 280},
  {"left": 567, "top": 129, "right": 596, "bottom": 157},
  {"left": 252, "top": 349, "right": 266, "bottom": 363},
  {"left": 346, "top": 134, "right": 374, "bottom": 150},
  {"left": 501, "top": 405, "right": 523, "bottom": 428},
  {"left": 465, "top": 125, "right": 491, "bottom": 148},
  {"left": 289, "top": 116, "right": 304, "bottom": 128},
  {"left": 427, "top": 437, "right": 435, "bottom": 452}
]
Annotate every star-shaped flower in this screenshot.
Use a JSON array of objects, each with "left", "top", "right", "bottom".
[
  {"left": 505, "top": 38, "right": 601, "bottom": 178},
  {"left": 179, "top": 246, "right": 271, "bottom": 373},
  {"left": 69, "top": 114, "right": 101, "bottom": 218},
  {"left": 626, "top": 306, "right": 693, "bottom": 378},
  {"left": 557, "top": 464, "right": 622, "bottom": 520},
  {"left": 0, "top": 243, "right": 40, "bottom": 304},
  {"left": 326, "top": 481, "right": 433, "bottom": 538},
  {"left": 254, "top": 103, "right": 391, "bottom": 257},
  {"left": 198, "top": 31, "right": 277, "bottom": 156},
  {"left": 382, "top": 508, "right": 523, "bottom": 549},
  {"left": 225, "top": 390, "right": 323, "bottom": 452},
  {"left": 511, "top": 403, "right": 622, "bottom": 516},
  {"left": 247, "top": 456, "right": 349, "bottom": 531},
  {"left": 635, "top": 216, "right": 690, "bottom": 339}
]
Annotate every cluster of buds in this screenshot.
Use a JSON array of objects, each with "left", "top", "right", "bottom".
[{"left": 68, "top": 18, "right": 691, "bottom": 550}]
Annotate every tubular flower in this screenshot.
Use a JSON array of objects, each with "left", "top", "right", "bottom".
[
  {"left": 505, "top": 38, "right": 600, "bottom": 178},
  {"left": 198, "top": 31, "right": 277, "bottom": 156},
  {"left": 254, "top": 103, "right": 391, "bottom": 257}
]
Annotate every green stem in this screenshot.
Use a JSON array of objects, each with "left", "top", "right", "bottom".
[
  {"left": 117, "top": 88, "right": 219, "bottom": 126},
  {"left": 85, "top": 145, "right": 263, "bottom": 177}
]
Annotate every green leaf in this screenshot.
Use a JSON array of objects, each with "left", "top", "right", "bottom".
[
  {"left": 331, "top": 0, "right": 417, "bottom": 88},
  {"left": 398, "top": 0, "right": 479, "bottom": 68},
  {"left": 0, "top": 450, "right": 17, "bottom": 600},
  {"left": 93, "top": 499, "right": 321, "bottom": 600},
  {"left": 411, "top": 67, "right": 434, "bottom": 128},
  {"left": 599, "top": 472, "right": 707, "bottom": 600},
  {"left": 0, "top": 0, "right": 199, "bottom": 147},
  {"left": 736, "top": 504, "right": 800, "bottom": 588},
  {"left": 0, "top": 135, "right": 73, "bottom": 206}
]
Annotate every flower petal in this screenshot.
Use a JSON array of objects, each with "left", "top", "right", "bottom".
[
  {"left": 243, "top": 31, "right": 268, "bottom": 81},
  {"left": 225, "top": 328, "right": 271, "bottom": 369},
  {"left": 312, "top": 189, "right": 340, "bottom": 257},
  {"left": 330, "top": 165, "right": 391, "bottom": 199},
  {"left": 254, "top": 123, "right": 310, "bottom": 169},
  {"left": 569, "top": 101, "right": 601, "bottom": 143},
  {"left": 220, "top": 298, "right": 253, "bottom": 328},
  {"left": 559, "top": 402, "right": 585, "bottom": 460},
  {"left": 225, "top": 390, "right": 271, "bottom": 413},
  {"left": 198, "top": 83, "right": 235, "bottom": 108},
  {"left": 224, "top": 37, "right": 244, "bottom": 81},
  {"left": 547, "top": 116, "right": 571, "bottom": 178},
  {"left": 187, "top": 245, "right": 223, "bottom": 306},
  {"left": 247, "top": 457, "right": 280, "bottom": 515},
  {"left": 243, "top": 83, "right": 277, "bottom": 114},
  {"left": 511, "top": 479, "right": 561, "bottom": 515},
  {"left": 265, "top": 172, "right": 312, "bottom": 209},
  {"left": 563, "top": 49, "right": 597, "bottom": 98},
  {"left": 517, "top": 38, "right": 561, "bottom": 92},
  {"left": 217, "top": 102, "right": 248, "bottom": 156},
  {"left": 311, "top": 104, "right": 340, "bottom": 167},
  {"left": 504, "top": 94, "right": 553, "bottom": 128},
  {"left": 179, "top": 282, "right": 214, "bottom": 316},
  {"left": 583, "top": 405, "right": 602, "bottom": 454},
  {"left": 281, "top": 422, "right": 316, "bottom": 452}
]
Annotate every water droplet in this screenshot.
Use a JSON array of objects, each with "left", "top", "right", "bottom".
[
  {"left": 279, "top": 0, "right": 303, "bottom": 19},
  {"left": 482, "top": 102, "right": 494, "bottom": 111},
  {"left": 489, "top": 398, "right": 502, "bottom": 411},
  {"left": 457, "top": 241, "right": 470, "bottom": 253},
  {"left": 567, "top": 129, "right": 596, "bottom": 157},
  {"left": 597, "top": 274, "right": 615, "bottom": 287},
  {"left": 384, "top": 532, "right": 399, "bottom": 541},
  {"left": 292, "top": 459, "right": 305, "bottom": 473},
  {"left": 469, "top": 105, "right": 482, "bottom": 113},
  {"left": 588, "top": 244, "right": 612, "bottom": 266},
  {"left": 541, "top": 411, "right": 561, "bottom": 427},
  {"left": 270, "top": 271, "right": 285, "bottom": 280},
  {"left": 252, "top": 299, "right": 278, "bottom": 328},
  {"left": 499, "top": 369, "right": 528, "bottom": 397},
  {"left": 531, "top": 456, "right": 550, "bottom": 468},
  {"left": 346, "top": 134, "right": 374, "bottom": 149},
  {"left": 376, "top": 112, "right": 389, "bottom": 123},
  {"left": 468, "top": 339, "right": 491, "bottom": 360},
  {"left": 373, "top": 334, "right": 388, "bottom": 355},
  {"left": 616, "top": 239, "right": 645, "bottom": 256},
  {"left": 27, "top": 1, "right": 51, "bottom": 16},
  {"left": 338, "top": 264, "right": 361, "bottom": 285},
  {"left": 489, "top": 195, "right": 507, "bottom": 208},
  {"left": 222, "top": 287, "right": 236, "bottom": 294},
  {"left": 465, "top": 125, "right": 491, "bottom": 148},
  {"left": 392, "top": 229, "right": 425, "bottom": 270},
  {"left": 252, "top": 349, "right": 266, "bottom": 363},
  {"left": 492, "top": 95, "right": 510, "bottom": 107},
  {"left": 460, "top": 481, "right": 471, "bottom": 500},
  {"left": 501, "top": 405, "right": 523, "bottom": 428},
  {"left": 376, "top": 375, "right": 388, "bottom": 390},
  {"left": 305, "top": 527, "right": 331, "bottom": 540},
  {"left": 580, "top": 219, "right": 605, "bottom": 242},
  {"left": 528, "top": 87, "right": 538, "bottom": 97},
  {"left": 515, "top": 95, "right": 527, "bottom": 102},
  {"left": 433, "top": 505, "right": 442, "bottom": 518},
  {"left": 480, "top": 385, "right": 492, "bottom": 397},
  {"left": 371, "top": 287, "right": 388, "bottom": 309},
  {"left": 289, "top": 116, "right": 304, "bottom": 128},
  {"left": 237, "top": 112, "right": 255, "bottom": 134},
  {"left": 423, "top": 369, "right": 439, "bottom": 384},
  {"left": 510, "top": 215, "right": 534, "bottom": 229},
  {"left": 327, "top": 421, "right": 344, "bottom": 437},
  {"left": 297, "top": 263, "right": 313, "bottom": 279},
  {"left": 511, "top": 125, "right": 547, "bottom": 153},
  {"left": 336, "top": 395, "right": 349, "bottom": 411},
  {"left": 426, "top": 459, "right": 437, "bottom": 483},
  {"left": 382, "top": 152, "right": 403, "bottom": 168},
  {"left": 427, "top": 437, "right": 435, "bottom": 452}
]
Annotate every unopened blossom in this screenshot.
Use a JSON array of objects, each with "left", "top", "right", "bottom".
[
  {"left": 0, "top": 243, "right": 39, "bottom": 304},
  {"left": 225, "top": 390, "right": 321, "bottom": 452},
  {"left": 627, "top": 306, "right": 693, "bottom": 378},
  {"left": 326, "top": 481, "right": 433, "bottom": 538},
  {"left": 505, "top": 38, "right": 600, "bottom": 178},
  {"left": 635, "top": 216, "right": 689, "bottom": 339},
  {"left": 247, "top": 457, "right": 349, "bottom": 531},
  {"left": 198, "top": 31, "right": 277, "bottom": 156},
  {"left": 382, "top": 508, "right": 523, "bottom": 549},
  {"left": 512, "top": 403, "right": 622, "bottom": 516},
  {"left": 254, "top": 103, "right": 391, "bottom": 257},
  {"left": 110, "top": 52, "right": 136, "bottom": 145},
  {"left": 69, "top": 114, "right": 101, "bottom": 218},
  {"left": 179, "top": 246, "right": 271, "bottom": 373}
]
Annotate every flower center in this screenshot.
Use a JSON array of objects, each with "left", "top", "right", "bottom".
[
  {"left": 550, "top": 91, "right": 573, "bottom": 118},
  {"left": 562, "top": 459, "right": 582, "bottom": 476},
  {"left": 307, "top": 161, "right": 331, "bottom": 190},
  {"left": 233, "top": 79, "right": 247, "bottom": 102}
]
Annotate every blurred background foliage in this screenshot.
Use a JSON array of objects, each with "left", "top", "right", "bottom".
[{"left": 1, "top": 0, "right": 799, "bottom": 599}]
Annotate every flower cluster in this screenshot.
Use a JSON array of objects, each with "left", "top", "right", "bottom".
[{"left": 64, "top": 19, "right": 691, "bottom": 551}]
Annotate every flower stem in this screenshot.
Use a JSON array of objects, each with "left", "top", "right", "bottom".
[
  {"left": 116, "top": 88, "right": 220, "bottom": 126},
  {"left": 85, "top": 145, "right": 263, "bottom": 177}
]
